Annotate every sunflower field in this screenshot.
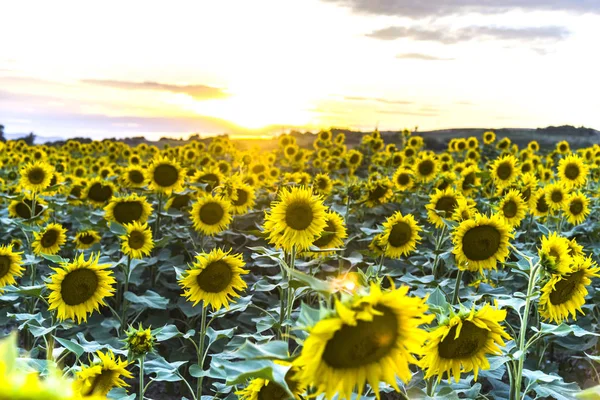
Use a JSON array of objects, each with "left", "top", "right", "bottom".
[{"left": 2, "top": 130, "right": 600, "bottom": 400}]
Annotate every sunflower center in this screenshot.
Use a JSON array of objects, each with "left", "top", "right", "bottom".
[
  {"left": 41, "top": 229, "right": 59, "bottom": 248},
  {"left": 368, "top": 184, "right": 388, "bottom": 202},
  {"left": 88, "top": 183, "right": 113, "bottom": 203},
  {"left": 418, "top": 160, "right": 434, "bottom": 176},
  {"left": 257, "top": 381, "right": 289, "bottom": 400},
  {"left": 438, "top": 320, "right": 489, "bottom": 359},
  {"left": 496, "top": 163, "right": 512, "bottom": 180},
  {"left": 129, "top": 230, "right": 147, "bottom": 250},
  {"left": 27, "top": 167, "right": 46, "bottom": 184},
  {"left": 322, "top": 306, "right": 398, "bottom": 368},
  {"left": 349, "top": 154, "right": 359, "bottom": 164},
  {"left": 551, "top": 190, "right": 563, "bottom": 203},
  {"left": 521, "top": 163, "right": 532, "bottom": 173},
  {"left": 405, "top": 148, "right": 415, "bottom": 157},
  {"left": 559, "top": 144, "right": 567, "bottom": 152},
  {"left": 388, "top": 222, "right": 412, "bottom": 247},
  {"left": 522, "top": 187, "right": 531, "bottom": 202},
  {"left": 198, "top": 173, "right": 220, "bottom": 191},
  {"left": 199, "top": 202, "right": 225, "bottom": 225},
  {"left": 536, "top": 195, "right": 549, "bottom": 213},
  {"left": 252, "top": 164, "right": 266, "bottom": 174},
  {"left": 549, "top": 270, "right": 585, "bottom": 305},
  {"left": 153, "top": 164, "right": 179, "bottom": 187},
  {"left": 570, "top": 200, "right": 584, "bottom": 215},
  {"left": 196, "top": 260, "right": 233, "bottom": 293},
  {"left": 113, "top": 201, "right": 144, "bottom": 224},
  {"left": 232, "top": 189, "right": 249, "bottom": 207},
  {"left": 0, "top": 256, "right": 11, "bottom": 278},
  {"left": 128, "top": 170, "right": 145, "bottom": 184},
  {"left": 317, "top": 178, "right": 329, "bottom": 190},
  {"left": 83, "top": 369, "right": 117, "bottom": 396},
  {"left": 313, "top": 220, "right": 336, "bottom": 247},
  {"left": 171, "top": 194, "right": 190, "bottom": 210},
  {"left": 79, "top": 233, "right": 96, "bottom": 245},
  {"left": 461, "top": 225, "right": 501, "bottom": 261},
  {"left": 60, "top": 269, "right": 99, "bottom": 306},
  {"left": 502, "top": 200, "right": 518, "bottom": 218},
  {"left": 397, "top": 173, "right": 410, "bottom": 186},
  {"left": 285, "top": 202, "right": 313, "bottom": 230},
  {"left": 435, "top": 196, "right": 458, "bottom": 217}
]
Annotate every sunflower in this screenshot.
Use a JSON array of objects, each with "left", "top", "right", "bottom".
[
  {"left": 192, "top": 166, "right": 225, "bottom": 193},
  {"left": 452, "top": 214, "right": 513, "bottom": 273},
  {"left": 83, "top": 178, "right": 115, "bottom": 207},
  {"left": 74, "top": 230, "right": 102, "bottom": 250},
  {"left": 539, "top": 256, "right": 600, "bottom": 324},
  {"left": 73, "top": 350, "right": 132, "bottom": 397},
  {"left": 378, "top": 212, "right": 421, "bottom": 259},
  {"left": 227, "top": 182, "right": 256, "bottom": 215},
  {"left": 179, "top": 248, "right": 248, "bottom": 310},
  {"left": 32, "top": 223, "right": 67, "bottom": 255},
  {"left": 562, "top": 191, "right": 589, "bottom": 226},
  {"left": 544, "top": 182, "right": 569, "bottom": 210},
  {"left": 496, "top": 137, "right": 511, "bottom": 151},
  {"left": 531, "top": 188, "right": 550, "bottom": 218},
  {"left": 104, "top": 193, "right": 153, "bottom": 225},
  {"left": 0, "top": 245, "right": 24, "bottom": 292},
  {"left": 120, "top": 221, "right": 154, "bottom": 259},
  {"left": 420, "top": 303, "right": 511, "bottom": 383},
  {"left": 306, "top": 211, "right": 347, "bottom": 258},
  {"left": 519, "top": 173, "right": 538, "bottom": 207},
  {"left": 413, "top": 154, "right": 438, "bottom": 183},
  {"left": 47, "top": 253, "right": 116, "bottom": 323},
  {"left": 362, "top": 178, "right": 394, "bottom": 207},
  {"left": 146, "top": 156, "right": 186, "bottom": 194},
  {"left": 451, "top": 197, "right": 478, "bottom": 223},
  {"left": 483, "top": 131, "right": 496, "bottom": 144},
  {"left": 264, "top": 186, "right": 327, "bottom": 252},
  {"left": 345, "top": 150, "right": 363, "bottom": 170},
  {"left": 392, "top": 167, "right": 414, "bottom": 191},
  {"left": 426, "top": 188, "right": 463, "bottom": 228},
  {"left": 8, "top": 196, "right": 48, "bottom": 222},
  {"left": 459, "top": 166, "right": 480, "bottom": 196},
  {"left": 190, "top": 194, "right": 232, "bottom": 236},
  {"left": 313, "top": 173, "right": 333, "bottom": 196},
  {"left": 122, "top": 165, "right": 147, "bottom": 188},
  {"left": 490, "top": 155, "right": 518, "bottom": 188},
  {"left": 556, "top": 140, "right": 570, "bottom": 154},
  {"left": 19, "top": 160, "right": 54, "bottom": 192},
  {"left": 496, "top": 189, "right": 527, "bottom": 228},
  {"left": 165, "top": 193, "right": 193, "bottom": 212},
  {"left": 236, "top": 361, "right": 304, "bottom": 400},
  {"left": 557, "top": 154, "right": 588, "bottom": 188},
  {"left": 538, "top": 232, "right": 573, "bottom": 275}
]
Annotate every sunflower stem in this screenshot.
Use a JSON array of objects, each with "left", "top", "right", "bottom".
[
  {"left": 375, "top": 252, "right": 385, "bottom": 276},
  {"left": 197, "top": 303, "right": 208, "bottom": 399},
  {"left": 151, "top": 193, "right": 163, "bottom": 286},
  {"left": 284, "top": 246, "right": 296, "bottom": 345},
  {"left": 139, "top": 356, "right": 145, "bottom": 400},
  {"left": 432, "top": 224, "right": 446, "bottom": 278},
  {"left": 121, "top": 256, "right": 132, "bottom": 333},
  {"left": 451, "top": 270, "right": 464, "bottom": 305}
]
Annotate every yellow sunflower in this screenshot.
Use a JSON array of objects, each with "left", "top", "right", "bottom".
[
  {"left": 483, "top": 131, "right": 496, "bottom": 145},
  {"left": 539, "top": 256, "right": 600, "bottom": 324},
  {"left": 294, "top": 283, "right": 433, "bottom": 399},
  {"left": 413, "top": 154, "right": 438, "bottom": 183},
  {"left": 104, "top": 193, "right": 153, "bottom": 225},
  {"left": 452, "top": 214, "right": 513, "bottom": 273},
  {"left": 557, "top": 154, "right": 589, "bottom": 188},
  {"left": 496, "top": 189, "right": 527, "bottom": 228},
  {"left": 146, "top": 156, "right": 186, "bottom": 194},
  {"left": 236, "top": 361, "right": 304, "bottom": 400},
  {"left": 264, "top": 186, "right": 327, "bottom": 252},
  {"left": 32, "top": 223, "right": 67, "bottom": 255},
  {"left": 531, "top": 188, "right": 550, "bottom": 218},
  {"left": 556, "top": 140, "right": 570, "bottom": 154},
  {"left": 544, "top": 182, "right": 569, "bottom": 211},
  {"left": 490, "top": 155, "right": 518, "bottom": 188},
  {"left": 120, "top": 221, "right": 154, "bottom": 259},
  {"left": 190, "top": 194, "right": 232, "bottom": 236},
  {"left": 451, "top": 197, "right": 479, "bottom": 223},
  {"left": 179, "top": 248, "right": 248, "bottom": 310},
  {"left": 563, "top": 191, "right": 590, "bottom": 225},
  {"left": 47, "top": 253, "right": 116, "bottom": 323},
  {"left": 228, "top": 182, "right": 256, "bottom": 215},
  {"left": 74, "top": 230, "right": 102, "bottom": 250},
  {"left": 362, "top": 178, "right": 394, "bottom": 207},
  {"left": 306, "top": 211, "right": 347, "bottom": 258},
  {"left": 74, "top": 350, "right": 132, "bottom": 397},
  {"left": 379, "top": 212, "right": 422, "bottom": 259},
  {"left": 8, "top": 196, "right": 48, "bottom": 223},
  {"left": 0, "top": 245, "right": 24, "bottom": 292},
  {"left": 83, "top": 178, "right": 116, "bottom": 208},
  {"left": 313, "top": 173, "right": 333, "bottom": 196},
  {"left": 420, "top": 303, "right": 511, "bottom": 383},
  {"left": 519, "top": 173, "right": 538, "bottom": 208},
  {"left": 192, "top": 166, "right": 225, "bottom": 193},
  {"left": 122, "top": 165, "right": 147, "bottom": 188},
  {"left": 392, "top": 167, "right": 414, "bottom": 191},
  {"left": 538, "top": 232, "right": 573, "bottom": 275},
  {"left": 426, "top": 188, "right": 463, "bottom": 228},
  {"left": 165, "top": 193, "right": 193, "bottom": 212},
  {"left": 19, "top": 160, "right": 54, "bottom": 192}
]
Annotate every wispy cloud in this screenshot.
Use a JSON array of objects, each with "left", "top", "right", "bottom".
[
  {"left": 81, "top": 79, "right": 228, "bottom": 100},
  {"left": 343, "top": 96, "right": 412, "bottom": 105},
  {"left": 367, "top": 25, "right": 569, "bottom": 44},
  {"left": 396, "top": 53, "right": 454, "bottom": 61}
]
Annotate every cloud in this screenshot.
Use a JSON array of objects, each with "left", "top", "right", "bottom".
[
  {"left": 81, "top": 79, "right": 228, "bottom": 100},
  {"left": 367, "top": 25, "right": 569, "bottom": 44},
  {"left": 322, "top": 0, "right": 600, "bottom": 18},
  {"left": 343, "top": 96, "right": 412, "bottom": 105},
  {"left": 396, "top": 53, "right": 454, "bottom": 61}
]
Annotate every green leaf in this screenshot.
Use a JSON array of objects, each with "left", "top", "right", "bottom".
[
  {"left": 40, "top": 253, "right": 68, "bottom": 264},
  {"left": 426, "top": 287, "right": 449, "bottom": 315},
  {"left": 153, "top": 324, "right": 182, "bottom": 342},
  {"left": 144, "top": 356, "right": 187, "bottom": 382},
  {"left": 224, "top": 340, "right": 290, "bottom": 361},
  {"left": 54, "top": 336, "right": 84, "bottom": 357},
  {"left": 108, "top": 222, "right": 127, "bottom": 236},
  {"left": 206, "top": 327, "right": 235, "bottom": 347},
  {"left": 124, "top": 290, "right": 169, "bottom": 309},
  {"left": 223, "top": 360, "right": 294, "bottom": 398},
  {"left": 286, "top": 267, "right": 331, "bottom": 296},
  {"left": 533, "top": 323, "right": 600, "bottom": 337}
]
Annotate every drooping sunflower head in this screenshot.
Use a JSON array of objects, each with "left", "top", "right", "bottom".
[
  {"left": 563, "top": 191, "right": 590, "bottom": 226},
  {"left": 558, "top": 154, "right": 589, "bottom": 188},
  {"left": 379, "top": 211, "right": 422, "bottom": 259},
  {"left": 83, "top": 178, "right": 115, "bottom": 208},
  {"left": 263, "top": 186, "right": 327, "bottom": 252},
  {"left": 74, "top": 230, "right": 102, "bottom": 250},
  {"left": 104, "top": 193, "right": 153, "bottom": 225},
  {"left": 496, "top": 189, "right": 527, "bottom": 228},
  {"left": 74, "top": 350, "right": 133, "bottom": 397},
  {"left": 33, "top": 223, "right": 67, "bottom": 256},
  {"left": 306, "top": 211, "right": 347, "bottom": 258},
  {"left": 19, "top": 160, "right": 54, "bottom": 192},
  {"left": 496, "top": 137, "right": 511, "bottom": 150},
  {"left": 538, "top": 232, "right": 573, "bottom": 275},
  {"left": 120, "top": 221, "right": 154, "bottom": 259},
  {"left": 426, "top": 188, "right": 463, "bottom": 228},
  {"left": 420, "top": 303, "right": 511, "bottom": 383},
  {"left": 539, "top": 256, "right": 600, "bottom": 324},
  {"left": 0, "top": 245, "right": 24, "bottom": 292},
  {"left": 190, "top": 194, "right": 232, "bottom": 236},
  {"left": 47, "top": 253, "right": 116, "bottom": 323},
  {"left": 179, "top": 248, "right": 248, "bottom": 310},
  {"left": 146, "top": 156, "right": 186, "bottom": 194},
  {"left": 490, "top": 154, "right": 518, "bottom": 188},
  {"left": 452, "top": 214, "right": 513, "bottom": 273}
]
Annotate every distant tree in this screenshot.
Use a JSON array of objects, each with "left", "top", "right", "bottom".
[
  {"left": 23, "top": 132, "right": 36, "bottom": 146},
  {"left": 0, "top": 124, "right": 5, "bottom": 142}
]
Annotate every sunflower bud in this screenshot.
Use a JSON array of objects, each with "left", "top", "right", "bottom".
[{"left": 125, "top": 324, "right": 155, "bottom": 359}]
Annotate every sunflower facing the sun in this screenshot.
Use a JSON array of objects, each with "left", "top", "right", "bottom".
[
  {"left": 0, "top": 244, "right": 24, "bottom": 292},
  {"left": 146, "top": 155, "right": 186, "bottom": 194},
  {"left": 104, "top": 193, "right": 153, "bottom": 225},
  {"left": 190, "top": 194, "right": 233, "bottom": 236},
  {"left": 20, "top": 160, "right": 54, "bottom": 192},
  {"left": 73, "top": 350, "right": 133, "bottom": 397},
  {"left": 120, "top": 221, "right": 155, "bottom": 259},
  {"left": 32, "top": 223, "right": 67, "bottom": 255},
  {"left": 379, "top": 211, "right": 422, "bottom": 258}
]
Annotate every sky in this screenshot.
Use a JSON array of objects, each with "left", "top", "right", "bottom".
[{"left": 1, "top": 0, "right": 600, "bottom": 141}]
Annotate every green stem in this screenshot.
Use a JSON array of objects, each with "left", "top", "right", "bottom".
[
  {"left": 139, "top": 357, "right": 145, "bottom": 400},
  {"left": 375, "top": 252, "right": 385, "bottom": 276},
  {"left": 151, "top": 194, "right": 163, "bottom": 286},
  {"left": 284, "top": 247, "right": 296, "bottom": 345},
  {"left": 121, "top": 256, "right": 132, "bottom": 333},
  {"left": 197, "top": 303, "right": 208, "bottom": 399},
  {"left": 432, "top": 225, "right": 446, "bottom": 278},
  {"left": 451, "top": 270, "right": 464, "bottom": 305}
]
